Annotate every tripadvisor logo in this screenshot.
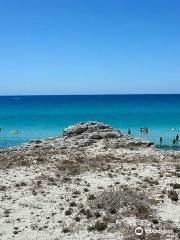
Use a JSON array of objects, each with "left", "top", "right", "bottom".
[
  {"left": 135, "top": 227, "right": 144, "bottom": 236},
  {"left": 134, "top": 227, "right": 173, "bottom": 237}
]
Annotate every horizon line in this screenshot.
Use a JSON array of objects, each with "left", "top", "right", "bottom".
[{"left": 0, "top": 93, "right": 180, "bottom": 97}]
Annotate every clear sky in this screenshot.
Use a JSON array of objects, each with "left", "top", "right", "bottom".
[{"left": 0, "top": 0, "right": 180, "bottom": 95}]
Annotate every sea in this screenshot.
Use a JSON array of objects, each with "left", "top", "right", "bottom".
[{"left": 0, "top": 94, "right": 180, "bottom": 150}]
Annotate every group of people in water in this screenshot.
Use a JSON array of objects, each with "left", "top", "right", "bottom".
[
  {"left": 128, "top": 127, "right": 180, "bottom": 146},
  {"left": 128, "top": 127, "right": 149, "bottom": 135},
  {"left": 160, "top": 134, "right": 179, "bottom": 145}
]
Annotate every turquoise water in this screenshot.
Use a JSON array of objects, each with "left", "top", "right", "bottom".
[{"left": 0, "top": 95, "right": 180, "bottom": 149}]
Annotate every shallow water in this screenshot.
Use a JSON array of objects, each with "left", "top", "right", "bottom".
[{"left": 0, "top": 95, "right": 180, "bottom": 149}]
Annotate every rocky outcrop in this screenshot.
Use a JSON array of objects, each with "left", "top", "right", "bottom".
[
  {"left": 63, "top": 121, "right": 120, "bottom": 138},
  {"left": 62, "top": 121, "right": 153, "bottom": 149}
]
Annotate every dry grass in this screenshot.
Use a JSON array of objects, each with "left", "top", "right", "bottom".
[
  {"left": 175, "top": 164, "right": 180, "bottom": 172},
  {"left": 168, "top": 189, "right": 179, "bottom": 202},
  {"left": 88, "top": 186, "right": 155, "bottom": 221},
  {"left": 0, "top": 147, "right": 57, "bottom": 169},
  {"left": 54, "top": 150, "right": 118, "bottom": 175},
  {"left": 0, "top": 151, "right": 28, "bottom": 169},
  {"left": 0, "top": 155, "right": 10, "bottom": 169}
]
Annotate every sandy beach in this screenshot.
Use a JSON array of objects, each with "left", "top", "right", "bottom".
[{"left": 0, "top": 122, "right": 180, "bottom": 240}]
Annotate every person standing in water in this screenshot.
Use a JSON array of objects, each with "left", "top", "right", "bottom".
[
  {"left": 160, "top": 137, "right": 163, "bottom": 144},
  {"left": 172, "top": 138, "right": 176, "bottom": 145},
  {"left": 145, "top": 128, "right": 149, "bottom": 133},
  {"left": 176, "top": 134, "right": 179, "bottom": 142},
  {"left": 128, "top": 128, "right": 131, "bottom": 135}
]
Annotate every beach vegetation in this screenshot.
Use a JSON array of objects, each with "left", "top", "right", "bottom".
[
  {"left": 88, "top": 185, "right": 156, "bottom": 228},
  {"left": 168, "top": 190, "right": 179, "bottom": 202}
]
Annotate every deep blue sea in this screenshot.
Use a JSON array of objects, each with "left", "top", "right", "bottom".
[{"left": 0, "top": 95, "right": 180, "bottom": 149}]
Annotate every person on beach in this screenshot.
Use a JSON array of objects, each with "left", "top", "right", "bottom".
[
  {"left": 176, "top": 134, "right": 179, "bottom": 142},
  {"left": 128, "top": 128, "right": 131, "bottom": 135},
  {"left": 160, "top": 137, "right": 163, "bottom": 144}
]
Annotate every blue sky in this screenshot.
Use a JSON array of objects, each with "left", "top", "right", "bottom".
[{"left": 0, "top": 0, "right": 180, "bottom": 95}]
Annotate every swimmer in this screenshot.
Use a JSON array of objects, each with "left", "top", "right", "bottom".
[{"left": 11, "top": 130, "right": 20, "bottom": 135}]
